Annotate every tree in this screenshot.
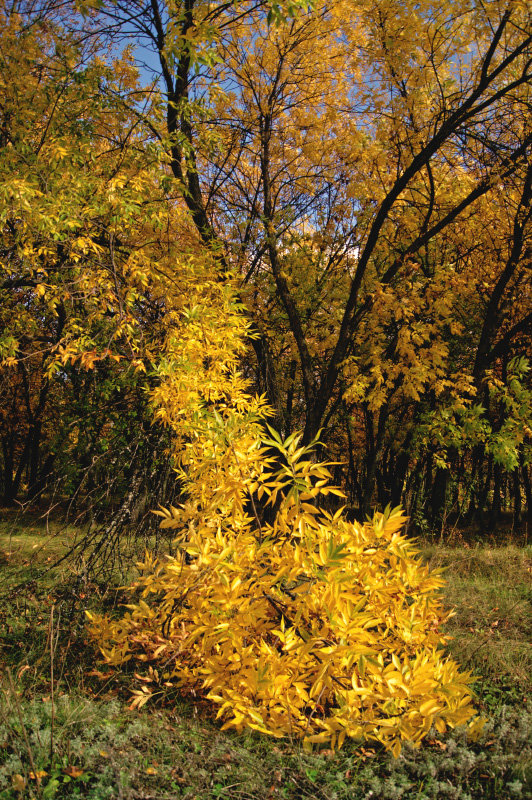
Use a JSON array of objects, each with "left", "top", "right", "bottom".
[
  {"left": 197, "top": 1, "right": 531, "bottom": 525},
  {"left": 0, "top": 4, "right": 241, "bottom": 533},
  {"left": 18, "top": 0, "right": 527, "bottom": 526},
  {"left": 2, "top": 0, "right": 530, "bottom": 530},
  {"left": 4, "top": 0, "right": 521, "bottom": 754}
]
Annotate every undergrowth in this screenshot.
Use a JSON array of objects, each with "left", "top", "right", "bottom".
[
  {"left": 0, "top": 511, "right": 530, "bottom": 799},
  {"left": 0, "top": 690, "right": 530, "bottom": 799}
]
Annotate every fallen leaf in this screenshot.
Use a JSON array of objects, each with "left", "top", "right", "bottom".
[
  {"left": 29, "top": 770, "right": 47, "bottom": 781},
  {"left": 17, "top": 665, "right": 31, "bottom": 679},
  {"left": 134, "top": 672, "right": 153, "bottom": 683},
  {"left": 11, "top": 774, "right": 25, "bottom": 792},
  {"left": 87, "top": 670, "right": 114, "bottom": 680},
  {"left": 427, "top": 738, "right": 447, "bottom": 750},
  {"left": 63, "top": 766, "right": 84, "bottom": 778}
]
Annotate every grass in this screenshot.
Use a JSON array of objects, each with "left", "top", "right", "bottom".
[
  {"left": 0, "top": 508, "right": 531, "bottom": 799},
  {"left": 1, "top": 691, "right": 530, "bottom": 800},
  {"left": 422, "top": 543, "right": 532, "bottom": 696}
]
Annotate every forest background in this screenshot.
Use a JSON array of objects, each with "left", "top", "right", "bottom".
[{"left": 1, "top": 0, "right": 531, "bottom": 543}]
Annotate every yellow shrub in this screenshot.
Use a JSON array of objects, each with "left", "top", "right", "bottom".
[
  {"left": 87, "top": 445, "right": 483, "bottom": 756},
  {"left": 87, "top": 294, "right": 482, "bottom": 755}
]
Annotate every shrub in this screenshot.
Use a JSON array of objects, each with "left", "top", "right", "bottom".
[{"left": 87, "top": 431, "right": 483, "bottom": 756}]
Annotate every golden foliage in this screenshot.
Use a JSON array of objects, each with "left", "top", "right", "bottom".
[{"left": 87, "top": 414, "right": 483, "bottom": 754}]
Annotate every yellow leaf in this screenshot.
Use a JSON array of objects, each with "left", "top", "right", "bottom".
[
  {"left": 11, "top": 774, "right": 25, "bottom": 792},
  {"left": 29, "top": 770, "right": 47, "bottom": 780}
]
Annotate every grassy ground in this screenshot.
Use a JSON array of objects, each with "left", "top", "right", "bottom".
[
  {"left": 423, "top": 543, "right": 531, "bottom": 699},
  {"left": 0, "top": 510, "right": 530, "bottom": 800}
]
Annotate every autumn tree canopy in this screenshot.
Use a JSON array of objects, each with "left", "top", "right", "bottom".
[{"left": 1, "top": 0, "right": 531, "bottom": 533}]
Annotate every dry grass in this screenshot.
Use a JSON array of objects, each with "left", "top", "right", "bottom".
[{"left": 422, "top": 543, "right": 532, "bottom": 693}]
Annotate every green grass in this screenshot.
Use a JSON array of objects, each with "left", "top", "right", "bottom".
[
  {"left": 0, "top": 510, "right": 531, "bottom": 799},
  {"left": 1, "top": 685, "right": 530, "bottom": 799},
  {"left": 0, "top": 510, "right": 83, "bottom": 591},
  {"left": 422, "top": 543, "right": 532, "bottom": 696}
]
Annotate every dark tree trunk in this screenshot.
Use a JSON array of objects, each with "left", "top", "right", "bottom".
[
  {"left": 390, "top": 449, "right": 410, "bottom": 508},
  {"left": 375, "top": 467, "right": 387, "bottom": 508},
  {"left": 492, "top": 463, "right": 502, "bottom": 520},
  {"left": 521, "top": 457, "right": 532, "bottom": 526},
  {"left": 28, "top": 421, "right": 42, "bottom": 493},
  {"left": 2, "top": 429, "right": 32, "bottom": 505},
  {"left": 478, "top": 454, "right": 493, "bottom": 523},
  {"left": 430, "top": 466, "right": 449, "bottom": 535},
  {"left": 512, "top": 466, "right": 521, "bottom": 526},
  {"left": 27, "top": 453, "right": 55, "bottom": 503}
]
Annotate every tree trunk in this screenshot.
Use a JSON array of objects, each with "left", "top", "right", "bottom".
[
  {"left": 521, "top": 456, "right": 532, "bottom": 527},
  {"left": 492, "top": 463, "right": 502, "bottom": 520},
  {"left": 512, "top": 466, "right": 521, "bottom": 526},
  {"left": 430, "top": 467, "right": 449, "bottom": 535}
]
